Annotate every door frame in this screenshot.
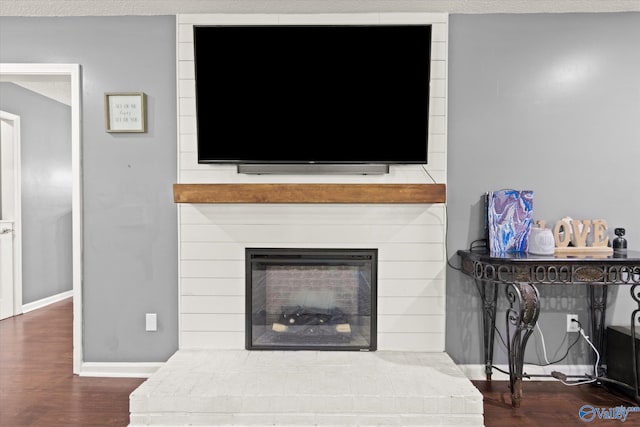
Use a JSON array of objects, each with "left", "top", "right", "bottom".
[
  {"left": 0, "top": 110, "right": 21, "bottom": 319},
  {"left": 0, "top": 63, "right": 83, "bottom": 374}
]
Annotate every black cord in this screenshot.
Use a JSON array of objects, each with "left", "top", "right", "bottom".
[
  {"left": 420, "top": 165, "right": 437, "bottom": 184},
  {"left": 468, "top": 279, "right": 583, "bottom": 364},
  {"left": 471, "top": 279, "right": 509, "bottom": 350},
  {"left": 419, "top": 165, "right": 463, "bottom": 273},
  {"left": 439, "top": 185, "right": 506, "bottom": 350},
  {"left": 525, "top": 332, "right": 582, "bottom": 366},
  {"left": 444, "top": 201, "right": 488, "bottom": 270},
  {"left": 443, "top": 202, "right": 465, "bottom": 272},
  {"left": 490, "top": 365, "right": 511, "bottom": 375},
  {"left": 469, "top": 239, "right": 488, "bottom": 250}
]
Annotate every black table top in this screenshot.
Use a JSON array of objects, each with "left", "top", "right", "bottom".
[{"left": 457, "top": 248, "right": 640, "bottom": 264}]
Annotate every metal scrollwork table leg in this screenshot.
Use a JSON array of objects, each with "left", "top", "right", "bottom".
[
  {"left": 475, "top": 279, "right": 499, "bottom": 381},
  {"left": 505, "top": 282, "right": 540, "bottom": 408},
  {"left": 631, "top": 284, "right": 640, "bottom": 402},
  {"left": 588, "top": 284, "right": 608, "bottom": 378}
]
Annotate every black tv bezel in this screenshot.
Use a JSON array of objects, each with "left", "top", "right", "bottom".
[{"left": 193, "top": 24, "right": 432, "bottom": 167}]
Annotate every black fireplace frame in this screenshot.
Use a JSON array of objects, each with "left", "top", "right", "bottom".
[{"left": 245, "top": 248, "right": 378, "bottom": 351}]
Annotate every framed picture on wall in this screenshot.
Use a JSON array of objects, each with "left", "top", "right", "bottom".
[{"left": 105, "top": 92, "right": 147, "bottom": 133}]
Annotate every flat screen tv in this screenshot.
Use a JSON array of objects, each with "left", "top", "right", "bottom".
[{"left": 193, "top": 24, "right": 432, "bottom": 170}]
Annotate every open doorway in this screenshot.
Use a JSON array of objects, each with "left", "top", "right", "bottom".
[
  {"left": 0, "top": 63, "right": 83, "bottom": 374},
  {"left": 0, "top": 110, "right": 21, "bottom": 321}
]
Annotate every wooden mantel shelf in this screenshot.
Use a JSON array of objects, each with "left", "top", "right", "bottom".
[{"left": 173, "top": 183, "right": 446, "bottom": 204}]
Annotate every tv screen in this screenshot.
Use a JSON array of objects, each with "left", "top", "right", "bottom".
[{"left": 193, "top": 24, "right": 432, "bottom": 165}]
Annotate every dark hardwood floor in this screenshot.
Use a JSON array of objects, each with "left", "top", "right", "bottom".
[
  {"left": 1, "top": 298, "right": 638, "bottom": 426},
  {"left": 0, "top": 298, "right": 145, "bottom": 427},
  {"left": 474, "top": 379, "right": 639, "bottom": 426}
]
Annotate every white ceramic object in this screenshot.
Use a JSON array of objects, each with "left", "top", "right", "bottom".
[{"left": 528, "top": 227, "right": 556, "bottom": 255}]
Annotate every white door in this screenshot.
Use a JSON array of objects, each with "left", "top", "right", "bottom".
[
  {"left": 0, "top": 220, "right": 15, "bottom": 319},
  {"left": 0, "top": 110, "right": 22, "bottom": 320}
]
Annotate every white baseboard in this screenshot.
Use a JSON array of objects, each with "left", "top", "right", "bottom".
[
  {"left": 22, "top": 290, "right": 73, "bottom": 313},
  {"left": 79, "top": 361, "right": 164, "bottom": 378},
  {"left": 459, "top": 363, "right": 596, "bottom": 381},
  {"left": 80, "top": 361, "right": 593, "bottom": 381}
]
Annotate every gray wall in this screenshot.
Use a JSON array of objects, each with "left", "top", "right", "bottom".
[
  {"left": 0, "top": 82, "right": 72, "bottom": 303},
  {"left": 1, "top": 12, "right": 638, "bottom": 367},
  {"left": 0, "top": 16, "right": 178, "bottom": 362},
  {"left": 446, "top": 12, "right": 640, "bottom": 366}
]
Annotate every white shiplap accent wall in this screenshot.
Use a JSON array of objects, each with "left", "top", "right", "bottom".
[{"left": 176, "top": 13, "right": 448, "bottom": 351}]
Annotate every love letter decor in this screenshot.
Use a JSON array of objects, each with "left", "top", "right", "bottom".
[{"left": 536, "top": 218, "right": 612, "bottom": 255}]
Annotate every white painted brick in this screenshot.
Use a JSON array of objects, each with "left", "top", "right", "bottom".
[
  {"left": 182, "top": 295, "right": 244, "bottom": 313},
  {"left": 352, "top": 396, "right": 391, "bottom": 413},
  {"left": 178, "top": 131, "right": 196, "bottom": 152},
  {"left": 240, "top": 396, "right": 272, "bottom": 413},
  {"left": 465, "top": 393, "right": 485, "bottom": 410},
  {"left": 181, "top": 259, "right": 244, "bottom": 278},
  {"left": 432, "top": 22, "right": 448, "bottom": 41},
  {"left": 180, "top": 331, "right": 244, "bottom": 348},
  {"left": 431, "top": 41, "right": 447, "bottom": 60},
  {"left": 177, "top": 59, "right": 194, "bottom": 79},
  {"left": 177, "top": 41, "right": 193, "bottom": 61},
  {"left": 182, "top": 13, "right": 279, "bottom": 25},
  {"left": 181, "top": 242, "right": 243, "bottom": 260},
  {"left": 130, "top": 350, "right": 483, "bottom": 426},
  {"left": 379, "top": 261, "right": 445, "bottom": 279},
  {"left": 395, "top": 395, "right": 425, "bottom": 413},
  {"left": 422, "top": 396, "right": 439, "bottom": 414},
  {"left": 445, "top": 414, "right": 487, "bottom": 426},
  {"left": 426, "top": 170, "right": 447, "bottom": 183},
  {"left": 378, "top": 279, "right": 444, "bottom": 297},
  {"left": 431, "top": 78, "right": 447, "bottom": 97},
  {"left": 181, "top": 205, "right": 444, "bottom": 226},
  {"left": 178, "top": 115, "right": 196, "bottom": 135},
  {"left": 378, "top": 296, "right": 444, "bottom": 315},
  {"left": 378, "top": 315, "right": 445, "bottom": 333},
  {"left": 271, "top": 413, "right": 318, "bottom": 425},
  {"left": 378, "top": 333, "right": 444, "bottom": 351},
  {"left": 430, "top": 95, "right": 446, "bottom": 115},
  {"left": 181, "top": 313, "right": 244, "bottom": 331},
  {"left": 430, "top": 115, "right": 447, "bottom": 134},
  {"left": 178, "top": 97, "right": 195, "bottom": 116},
  {"left": 181, "top": 277, "right": 244, "bottom": 296},
  {"left": 278, "top": 13, "right": 379, "bottom": 25},
  {"left": 177, "top": 78, "right": 195, "bottom": 97},
  {"left": 175, "top": 13, "right": 449, "bottom": 354},
  {"left": 177, "top": 24, "right": 193, "bottom": 43},
  {"left": 427, "top": 151, "right": 447, "bottom": 171}
]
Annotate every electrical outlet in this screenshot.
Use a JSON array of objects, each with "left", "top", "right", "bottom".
[
  {"left": 566, "top": 314, "right": 579, "bottom": 333},
  {"left": 146, "top": 313, "right": 157, "bottom": 332}
]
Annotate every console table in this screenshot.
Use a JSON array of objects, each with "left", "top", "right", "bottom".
[{"left": 457, "top": 249, "right": 640, "bottom": 407}]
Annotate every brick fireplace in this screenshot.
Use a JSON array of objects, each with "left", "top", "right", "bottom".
[
  {"left": 178, "top": 202, "right": 446, "bottom": 351},
  {"left": 174, "top": 12, "right": 450, "bottom": 352},
  {"left": 123, "top": 12, "right": 483, "bottom": 427},
  {"left": 129, "top": 199, "right": 489, "bottom": 426}
]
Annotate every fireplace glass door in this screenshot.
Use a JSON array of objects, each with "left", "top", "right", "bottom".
[{"left": 246, "top": 248, "right": 377, "bottom": 351}]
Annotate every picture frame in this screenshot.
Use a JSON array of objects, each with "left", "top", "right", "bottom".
[{"left": 105, "top": 92, "right": 147, "bottom": 133}]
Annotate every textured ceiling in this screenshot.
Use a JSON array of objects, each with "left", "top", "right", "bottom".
[{"left": 1, "top": 0, "right": 639, "bottom": 16}]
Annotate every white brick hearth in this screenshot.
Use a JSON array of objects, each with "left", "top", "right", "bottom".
[{"left": 129, "top": 350, "right": 483, "bottom": 426}]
